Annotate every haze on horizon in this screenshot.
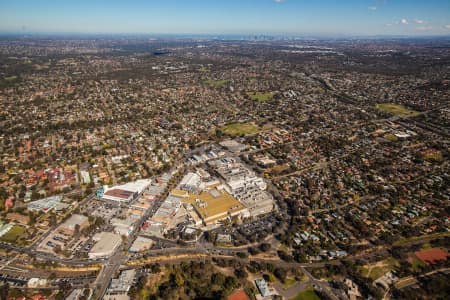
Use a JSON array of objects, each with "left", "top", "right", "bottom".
[{"left": 0, "top": 0, "right": 450, "bottom": 37}]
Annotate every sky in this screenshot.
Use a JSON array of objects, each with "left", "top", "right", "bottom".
[{"left": 0, "top": 0, "right": 449, "bottom": 36}]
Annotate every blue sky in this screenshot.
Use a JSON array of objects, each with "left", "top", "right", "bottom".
[{"left": 0, "top": 0, "right": 449, "bottom": 36}]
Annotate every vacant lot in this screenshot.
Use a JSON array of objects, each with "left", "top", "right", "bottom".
[
  {"left": 360, "top": 257, "right": 398, "bottom": 280},
  {"left": 222, "top": 123, "right": 259, "bottom": 136},
  {"left": 376, "top": 103, "right": 419, "bottom": 117},
  {"left": 247, "top": 91, "right": 273, "bottom": 102},
  {"left": 0, "top": 225, "right": 26, "bottom": 243}
]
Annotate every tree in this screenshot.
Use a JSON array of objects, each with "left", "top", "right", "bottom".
[
  {"left": 260, "top": 243, "right": 271, "bottom": 252},
  {"left": 234, "top": 268, "right": 248, "bottom": 279},
  {"left": 74, "top": 223, "right": 81, "bottom": 236},
  {"left": 174, "top": 272, "right": 184, "bottom": 287},
  {"left": 274, "top": 268, "right": 287, "bottom": 283},
  {"left": 0, "top": 282, "right": 9, "bottom": 300}
]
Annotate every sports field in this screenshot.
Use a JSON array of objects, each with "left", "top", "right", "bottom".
[
  {"left": 247, "top": 91, "right": 273, "bottom": 102},
  {"left": 375, "top": 103, "right": 419, "bottom": 117},
  {"left": 0, "top": 225, "right": 26, "bottom": 243},
  {"left": 222, "top": 122, "right": 259, "bottom": 136}
]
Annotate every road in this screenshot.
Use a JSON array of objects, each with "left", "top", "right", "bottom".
[
  {"left": 94, "top": 188, "right": 156, "bottom": 299},
  {"left": 383, "top": 268, "right": 450, "bottom": 300},
  {"left": 301, "top": 267, "right": 339, "bottom": 300}
]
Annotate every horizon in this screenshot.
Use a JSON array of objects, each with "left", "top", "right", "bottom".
[{"left": 1, "top": 0, "right": 450, "bottom": 37}]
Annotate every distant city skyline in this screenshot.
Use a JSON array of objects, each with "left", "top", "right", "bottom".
[{"left": 1, "top": 0, "right": 450, "bottom": 36}]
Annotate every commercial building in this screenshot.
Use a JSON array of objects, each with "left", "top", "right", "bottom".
[
  {"left": 27, "top": 195, "right": 68, "bottom": 213},
  {"left": 151, "top": 195, "right": 182, "bottom": 225},
  {"left": 102, "top": 179, "right": 151, "bottom": 203},
  {"left": 209, "top": 157, "right": 274, "bottom": 217},
  {"left": 89, "top": 232, "right": 122, "bottom": 259},
  {"left": 104, "top": 269, "right": 136, "bottom": 299},
  {"left": 129, "top": 236, "right": 154, "bottom": 252},
  {"left": 102, "top": 189, "right": 136, "bottom": 203},
  {"left": 176, "top": 187, "right": 248, "bottom": 226}
]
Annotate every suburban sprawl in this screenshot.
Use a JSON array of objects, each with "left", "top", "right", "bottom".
[{"left": 0, "top": 36, "right": 449, "bottom": 300}]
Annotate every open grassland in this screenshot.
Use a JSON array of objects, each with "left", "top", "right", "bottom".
[
  {"left": 376, "top": 103, "right": 419, "bottom": 117},
  {"left": 222, "top": 122, "right": 260, "bottom": 136}
]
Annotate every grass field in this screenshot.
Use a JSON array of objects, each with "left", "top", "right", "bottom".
[
  {"left": 222, "top": 122, "right": 259, "bottom": 136},
  {"left": 204, "top": 79, "right": 229, "bottom": 87},
  {"left": 4, "top": 76, "right": 18, "bottom": 82},
  {"left": 423, "top": 151, "right": 443, "bottom": 162},
  {"left": 360, "top": 257, "right": 398, "bottom": 280},
  {"left": 291, "top": 286, "right": 320, "bottom": 300},
  {"left": 0, "top": 225, "right": 26, "bottom": 243},
  {"left": 383, "top": 133, "right": 398, "bottom": 142},
  {"left": 376, "top": 103, "right": 419, "bottom": 117},
  {"left": 247, "top": 91, "right": 273, "bottom": 102},
  {"left": 282, "top": 277, "right": 298, "bottom": 288}
]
